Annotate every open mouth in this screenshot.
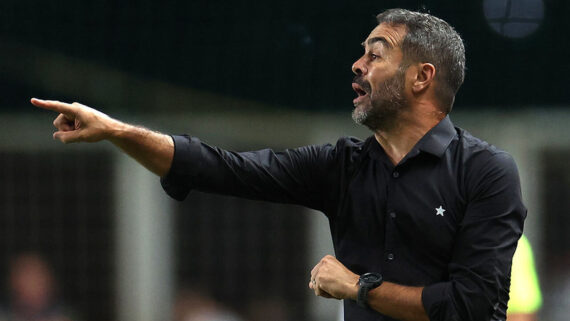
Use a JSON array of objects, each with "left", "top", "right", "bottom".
[{"left": 352, "top": 82, "right": 369, "bottom": 104}]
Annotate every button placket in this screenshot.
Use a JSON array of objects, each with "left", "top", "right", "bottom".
[
  {"left": 385, "top": 208, "right": 397, "bottom": 262},
  {"left": 385, "top": 168, "right": 399, "bottom": 264}
]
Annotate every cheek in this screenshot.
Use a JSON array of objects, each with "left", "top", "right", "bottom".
[
  {"left": 367, "top": 70, "right": 382, "bottom": 92},
  {"left": 367, "top": 67, "right": 394, "bottom": 89}
]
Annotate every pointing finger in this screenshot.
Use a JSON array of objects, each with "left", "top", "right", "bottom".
[{"left": 31, "top": 98, "right": 76, "bottom": 115}]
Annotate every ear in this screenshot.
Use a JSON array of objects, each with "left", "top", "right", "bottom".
[{"left": 411, "top": 63, "right": 436, "bottom": 94}]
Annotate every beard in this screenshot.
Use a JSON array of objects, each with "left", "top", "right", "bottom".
[{"left": 352, "top": 67, "right": 408, "bottom": 132}]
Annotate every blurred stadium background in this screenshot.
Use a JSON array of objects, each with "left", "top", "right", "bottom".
[{"left": 0, "top": 0, "right": 569, "bottom": 320}]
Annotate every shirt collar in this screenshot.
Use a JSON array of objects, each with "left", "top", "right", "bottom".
[
  {"left": 416, "top": 115, "right": 456, "bottom": 158},
  {"left": 366, "top": 115, "right": 457, "bottom": 162}
]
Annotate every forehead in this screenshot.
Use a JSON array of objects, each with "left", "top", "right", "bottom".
[{"left": 364, "top": 23, "right": 407, "bottom": 49}]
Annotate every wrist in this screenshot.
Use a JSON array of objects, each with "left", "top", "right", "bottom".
[
  {"left": 106, "top": 119, "right": 129, "bottom": 141},
  {"left": 356, "top": 272, "right": 383, "bottom": 308},
  {"left": 348, "top": 280, "right": 359, "bottom": 300}
]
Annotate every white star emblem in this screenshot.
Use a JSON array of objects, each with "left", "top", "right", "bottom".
[{"left": 435, "top": 206, "right": 446, "bottom": 216}]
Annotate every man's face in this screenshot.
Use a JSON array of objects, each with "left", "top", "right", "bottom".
[{"left": 351, "top": 23, "right": 408, "bottom": 131}]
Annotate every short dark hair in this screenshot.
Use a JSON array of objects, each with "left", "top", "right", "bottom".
[{"left": 377, "top": 9, "right": 465, "bottom": 113}]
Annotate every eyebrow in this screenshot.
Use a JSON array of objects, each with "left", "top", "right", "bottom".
[{"left": 361, "top": 37, "right": 392, "bottom": 49}]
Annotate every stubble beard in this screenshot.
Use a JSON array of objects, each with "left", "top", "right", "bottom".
[{"left": 352, "top": 67, "right": 408, "bottom": 132}]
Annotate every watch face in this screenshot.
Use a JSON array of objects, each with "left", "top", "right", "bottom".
[
  {"left": 361, "top": 272, "right": 382, "bottom": 286},
  {"left": 361, "top": 273, "right": 382, "bottom": 283}
]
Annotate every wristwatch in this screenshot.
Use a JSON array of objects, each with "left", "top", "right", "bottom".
[{"left": 357, "top": 272, "right": 383, "bottom": 308}]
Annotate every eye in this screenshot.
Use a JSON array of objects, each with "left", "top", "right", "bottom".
[{"left": 370, "top": 53, "right": 380, "bottom": 60}]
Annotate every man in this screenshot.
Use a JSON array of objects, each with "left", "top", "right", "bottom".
[{"left": 31, "top": 9, "right": 525, "bottom": 321}]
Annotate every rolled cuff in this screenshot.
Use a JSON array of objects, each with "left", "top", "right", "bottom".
[
  {"left": 160, "top": 134, "right": 202, "bottom": 201},
  {"left": 422, "top": 282, "right": 454, "bottom": 321}
]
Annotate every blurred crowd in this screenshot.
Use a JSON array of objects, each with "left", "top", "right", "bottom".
[
  {"left": 1, "top": 239, "right": 541, "bottom": 321},
  {"left": 0, "top": 253, "right": 290, "bottom": 321},
  {"left": 0, "top": 253, "right": 73, "bottom": 321}
]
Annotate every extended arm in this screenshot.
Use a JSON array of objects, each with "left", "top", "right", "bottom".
[
  {"left": 31, "top": 98, "right": 174, "bottom": 176},
  {"left": 32, "top": 98, "right": 346, "bottom": 208}
]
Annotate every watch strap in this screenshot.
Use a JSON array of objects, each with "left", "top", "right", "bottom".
[
  {"left": 357, "top": 283, "right": 371, "bottom": 308},
  {"left": 356, "top": 272, "right": 383, "bottom": 308}
]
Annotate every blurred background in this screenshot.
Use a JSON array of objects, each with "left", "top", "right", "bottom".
[{"left": 0, "top": 0, "right": 569, "bottom": 320}]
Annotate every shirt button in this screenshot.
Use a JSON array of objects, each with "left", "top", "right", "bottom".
[
  {"left": 387, "top": 253, "right": 395, "bottom": 261},
  {"left": 389, "top": 212, "right": 396, "bottom": 218},
  {"left": 392, "top": 171, "right": 399, "bottom": 178}
]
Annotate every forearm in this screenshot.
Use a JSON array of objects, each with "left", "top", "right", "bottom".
[
  {"left": 310, "top": 256, "right": 429, "bottom": 321},
  {"left": 107, "top": 121, "right": 174, "bottom": 177},
  {"left": 365, "top": 282, "right": 429, "bottom": 321},
  {"left": 31, "top": 98, "right": 175, "bottom": 176}
]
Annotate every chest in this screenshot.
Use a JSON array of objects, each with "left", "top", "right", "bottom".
[{"left": 332, "top": 156, "right": 467, "bottom": 276}]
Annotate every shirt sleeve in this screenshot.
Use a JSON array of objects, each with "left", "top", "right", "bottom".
[
  {"left": 421, "top": 151, "right": 527, "bottom": 321},
  {"left": 160, "top": 134, "right": 341, "bottom": 211}
]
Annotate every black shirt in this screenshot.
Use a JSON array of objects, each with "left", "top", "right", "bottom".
[{"left": 161, "top": 116, "right": 526, "bottom": 321}]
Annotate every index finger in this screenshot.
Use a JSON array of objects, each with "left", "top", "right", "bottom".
[{"left": 31, "top": 98, "right": 76, "bottom": 115}]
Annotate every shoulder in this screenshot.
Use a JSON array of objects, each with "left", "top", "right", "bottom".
[
  {"left": 454, "top": 128, "right": 521, "bottom": 197},
  {"left": 307, "top": 136, "right": 367, "bottom": 159},
  {"left": 334, "top": 136, "right": 367, "bottom": 149},
  {"left": 457, "top": 128, "right": 509, "bottom": 158},
  {"left": 284, "top": 136, "right": 367, "bottom": 169},
  {"left": 456, "top": 128, "right": 518, "bottom": 173},
  {"left": 331, "top": 136, "right": 370, "bottom": 163}
]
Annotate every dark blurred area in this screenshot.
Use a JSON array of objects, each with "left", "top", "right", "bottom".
[
  {"left": 1, "top": 0, "right": 569, "bottom": 112},
  {"left": 0, "top": 151, "right": 114, "bottom": 321}
]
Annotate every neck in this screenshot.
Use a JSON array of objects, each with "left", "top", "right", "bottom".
[{"left": 374, "top": 109, "right": 445, "bottom": 165}]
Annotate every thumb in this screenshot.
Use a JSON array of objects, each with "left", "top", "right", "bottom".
[{"left": 53, "top": 130, "right": 82, "bottom": 144}]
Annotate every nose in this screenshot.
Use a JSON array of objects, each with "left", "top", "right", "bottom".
[{"left": 352, "top": 56, "right": 367, "bottom": 75}]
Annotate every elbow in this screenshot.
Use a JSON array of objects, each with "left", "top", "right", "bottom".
[{"left": 423, "top": 280, "right": 502, "bottom": 321}]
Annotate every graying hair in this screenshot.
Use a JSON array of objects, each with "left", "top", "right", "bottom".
[{"left": 377, "top": 9, "right": 466, "bottom": 113}]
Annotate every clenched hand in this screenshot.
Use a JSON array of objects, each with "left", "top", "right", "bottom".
[{"left": 309, "top": 255, "right": 359, "bottom": 300}]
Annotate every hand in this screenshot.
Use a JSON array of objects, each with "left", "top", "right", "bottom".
[
  {"left": 309, "top": 255, "right": 359, "bottom": 300},
  {"left": 31, "top": 98, "right": 120, "bottom": 144}
]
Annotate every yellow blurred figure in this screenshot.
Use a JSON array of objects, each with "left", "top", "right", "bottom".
[{"left": 507, "top": 235, "right": 542, "bottom": 321}]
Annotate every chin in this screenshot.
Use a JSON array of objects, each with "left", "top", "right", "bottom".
[{"left": 352, "top": 104, "right": 370, "bottom": 125}]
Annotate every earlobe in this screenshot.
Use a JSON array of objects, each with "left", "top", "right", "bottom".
[{"left": 412, "top": 63, "right": 436, "bottom": 93}]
